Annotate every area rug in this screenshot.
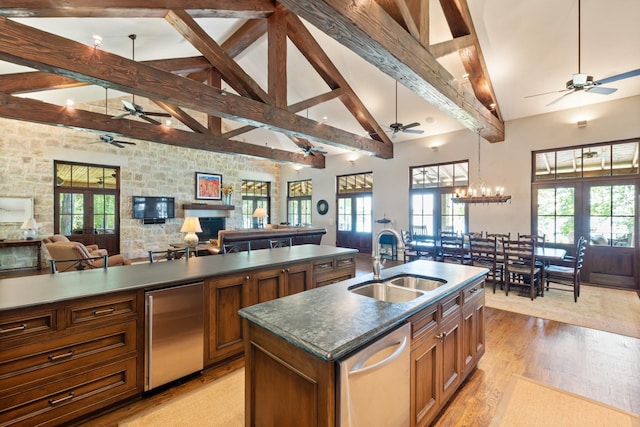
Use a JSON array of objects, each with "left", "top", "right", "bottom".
[
  {"left": 118, "top": 368, "right": 244, "bottom": 427},
  {"left": 490, "top": 374, "right": 640, "bottom": 427},
  {"left": 484, "top": 284, "right": 640, "bottom": 339}
]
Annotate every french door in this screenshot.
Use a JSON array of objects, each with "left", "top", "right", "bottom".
[
  {"left": 54, "top": 162, "right": 120, "bottom": 255},
  {"left": 336, "top": 194, "right": 372, "bottom": 254}
]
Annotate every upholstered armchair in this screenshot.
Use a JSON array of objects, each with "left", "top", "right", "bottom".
[
  {"left": 44, "top": 241, "right": 131, "bottom": 273},
  {"left": 42, "top": 235, "right": 108, "bottom": 257}
]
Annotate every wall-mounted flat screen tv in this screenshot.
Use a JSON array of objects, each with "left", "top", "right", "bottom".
[{"left": 132, "top": 196, "right": 175, "bottom": 221}]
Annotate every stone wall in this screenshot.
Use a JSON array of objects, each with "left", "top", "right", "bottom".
[{"left": 0, "top": 106, "right": 282, "bottom": 267}]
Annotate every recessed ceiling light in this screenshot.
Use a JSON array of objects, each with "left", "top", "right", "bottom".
[
  {"left": 66, "top": 99, "right": 74, "bottom": 108},
  {"left": 92, "top": 35, "right": 102, "bottom": 48}
]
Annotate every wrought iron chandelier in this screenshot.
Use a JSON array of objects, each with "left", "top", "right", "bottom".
[{"left": 453, "top": 130, "right": 511, "bottom": 204}]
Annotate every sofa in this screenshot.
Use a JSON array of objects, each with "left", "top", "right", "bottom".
[
  {"left": 44, "top": 241, "right": 131, "bottom": 272},
  {"left": 43, "top": 235, "right": 108, "bottom": 257},
  {"left": 207, "top": 226, "right": 327, "bottom": 254}
]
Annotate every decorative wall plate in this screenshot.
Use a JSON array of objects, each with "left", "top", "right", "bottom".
[{"left": 316, "top": 199, "right": 329, "bottom": 215}]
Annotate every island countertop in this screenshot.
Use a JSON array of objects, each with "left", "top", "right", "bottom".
[
  {"left": 238, "top": 260, "right": 488, "bottom": 361},
  {"left": 0, "top": 245, "right": 357, "bottom": 312}
]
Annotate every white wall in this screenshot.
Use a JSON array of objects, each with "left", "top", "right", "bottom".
[{"left": 281, "top": 95, "right": 640, "bottom": 246}]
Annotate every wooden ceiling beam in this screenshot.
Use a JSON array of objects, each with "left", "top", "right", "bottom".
[
  {"left": 0, "top": 17, "right": 387, "bottom": 157},
  {"left": 165, "top": 10, "right": 273, "bottom": 103},
  {"left": 438, "top": 0, "right": 502, "bottom": 121},
  {"left": 221, "top": 19, "right": 268, "bottom": 59},
  {"left": 286, "top": 12, "right": 391, "bottom": 145},
  {"left": 278, "top": 0, "right": 504, "bottom": 142},
  {"left": 0, "top": 92, "right": 323, "bottom": 167},
  {"left": 0, "top": 56, "right": 212, "bottom": 94},
  {"left": 268, "top": 6, "right": 288, "bottom": 108},
  {"left": 0, "top": 0, "right": 275, "bottom": 18}
]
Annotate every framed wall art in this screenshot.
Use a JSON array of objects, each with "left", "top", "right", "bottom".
[
  {"left": 0, "top": 197, "right": 34, "bottom": 223},
  {"left": 195, "top": 172, "right": 222, "bottom": 200}
]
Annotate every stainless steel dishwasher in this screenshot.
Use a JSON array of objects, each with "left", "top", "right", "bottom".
[
  {"left": 144, "top": 282, "right": 204, "bottom": 391},
  {"left": 339, "top": 323, "right": 411, "bottom": 426}
]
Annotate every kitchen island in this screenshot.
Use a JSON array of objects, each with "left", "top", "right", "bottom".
[
  {"left": 239, "top": 260, "right": 488, "bottom": 426},
  {"left": 0, "top": 245, "right": 357, "bottom": 427}
]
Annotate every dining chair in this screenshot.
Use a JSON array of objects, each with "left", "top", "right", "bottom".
[
  {"left": 223, "top": 241, "right": 252, "bottom": 254},
  {"left": 148, "top": 247, "right": 190, "bottom": 263},
  {"left": 486, "top": 232, "right": 510, "bottom": 242},
  {"left": 269, "top": 237, "right": 292, "bottom": 248},
  {"left": 502, "top": 239, "right": 541, "bottom": 300},
  {"left": 439, "top": 231, "right": 465, "bottom": 264},
  {"left": 468, "top": 236, "right": 504, "bottom": 293},
  {"left": 545, "top": 236, "right": 587, "bottom": 302},
  {"left": 401, "top": 230, "right": 418, "bottom": 262}
]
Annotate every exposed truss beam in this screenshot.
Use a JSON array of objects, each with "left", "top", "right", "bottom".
[
  {"left": 0, "top": 17, "right": 390, "bottom": 158},
  {"left": 278, "top": 0, "right": 504, "bottom": 142},
  {"left": 0, "top": 0, "right": 275, "bottom": 18},
  {"left": 0, "top": 92, "right": 323, "bottom": 167}
]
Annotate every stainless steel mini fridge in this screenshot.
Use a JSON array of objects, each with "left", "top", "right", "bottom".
[{"left": 144, "top": 282, "right": 204, "bottom": 391}]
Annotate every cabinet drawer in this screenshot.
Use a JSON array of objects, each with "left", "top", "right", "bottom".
[
  {"left": 0, "top": 356, "right": 138, "bottom": 427},
  {"left": 65, "top": 292, "right": 137, "bottom": 328},
  {"left": 314, "top": 273, "right": 353, "bottom": 288},
  {"left": 335, "top": 255, "right": 355, "bottom": 270},
  {"left": 409, "top": 305, "right": 438, "bottom": 339},
  {"left": 0, "top": 307, "right": 58, "bottom": 345},
  {"left": 462, "top": 281, "right": 485, "bottom": 305},
  {"left": 439, "top": 291, "right": 462, "bottom": 321},
  {"left": 312, "top": 259, "right": 335, "bottom": 273},
  {"left": 0, "top": 320, "right": 137, "bottom": 395}
]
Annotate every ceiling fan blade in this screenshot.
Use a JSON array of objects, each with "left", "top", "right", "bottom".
[
  {"left": 111, "top": 142, "right": 125, "bottom": 148},
  {"left": 121, "top": 99, "right": 136, "bottom": 112},
  {"left": 594, "top": 68, "right": 640, "bottom": 85},
  {"left": 112, "top": 112, "right": 130, "bottom": 120},
  {"left": 401, "top": 122, "right": 420, "bottom": 130},
  {"left": 525, "top": 88, "right": 571, "bottom": 99},
  {"left": 141, "top": 115, "right": 162, "bottom": 125},
  {"left": 404, "top": 129, "right": 424, "bottom": 134},
  {"left": 113, "top": 140, "right": 136, "bottom": 145},
  {"left": 586, "top": 86, "right": 617, "bottom": 95},
  {"left": 144, "top": 111, "right": 172, "bottom": 117},
  {"left": 545, "top": 90, "right": 576, "bottom": 106}
]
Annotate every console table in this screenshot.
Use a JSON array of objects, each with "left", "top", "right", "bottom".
[{"left": 0, "top": 239, "right": 42, "bottom": 271}]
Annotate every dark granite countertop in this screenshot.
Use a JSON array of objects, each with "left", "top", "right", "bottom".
[
  {"left": 238, "top": 260, "right": 488, "bottom": 361},
  {"left": 0, "top": 245, "right": 357, "bottom": 312}
]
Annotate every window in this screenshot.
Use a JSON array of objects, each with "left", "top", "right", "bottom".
[
  {"left": 589, "top": 184, "right": 635, "bottom": 247},
  {"left": 337, "top": 172, "right": 373, "bottom": 233},
  {"left": 287, "top": 180, "right": 312, "bottom": 226},
  {"left": 241, "top": 180, "right": 270, "bottom": 228},
  {"left": 532, "top": 139, "right": 639, "bottom": 247},
  {"left": 409, "top": 162, "right": 469, "bottom": 237}
]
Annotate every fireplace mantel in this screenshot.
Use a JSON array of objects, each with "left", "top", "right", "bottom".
[{"left": 183, "top": 204, "right": 234, "bottom": 210}]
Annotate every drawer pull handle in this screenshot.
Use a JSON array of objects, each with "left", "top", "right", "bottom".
[
  {"left": 49, "top": 350, "right": 74, "bottom": 361},
  {"left": 49, "top": 392, "right": 74, "bottom": 406},
  {"left": 316, "top": 263, "right": 332, "bottom": 270},
  {"left": 0, "top": 323, "right": 27, "bottom": 334},
  {"left": 93, "top": 307, "right": 115, "bottom": 316},
  {"left": 469, "top": 288, "right": 477, "bottom": 294}
]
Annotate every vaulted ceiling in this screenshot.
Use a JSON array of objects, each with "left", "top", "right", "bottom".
[{"left": 0, "top": 0, "right": 638, "bottom": 168}]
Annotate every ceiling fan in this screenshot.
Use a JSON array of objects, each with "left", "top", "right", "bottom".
[
  {"left": 93, "top": 134, "right": 136, "bottom": 149},
  {"left": 385, "top": 81, "right": 424, "bottom": 139},
  {"left": 301, "top": 145, "right": 328, "bottom": 157},
  {"left": 526, "top": 0, "right": 640, "bottom": 106},
  {"left": 111, "top": 34, "right": 171, "bottom": 125}
]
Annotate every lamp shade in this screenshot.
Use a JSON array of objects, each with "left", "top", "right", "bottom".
[
  {"left": 252, "top": 207, "right": 268, "bottom": 218},
  {"left": 180, "top": 217, "right": 202, "bottom": 233},
  {"left": 20, "top": 218, "right": 39, "bottom": 229}
]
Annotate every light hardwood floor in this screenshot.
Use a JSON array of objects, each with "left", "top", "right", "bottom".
[{"left": 77, "top": 254, "right": 640, "bottom": 426}]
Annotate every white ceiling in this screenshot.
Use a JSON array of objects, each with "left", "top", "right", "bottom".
[{"left": 1, "top": 0, "right": 639, "bottom": 157}]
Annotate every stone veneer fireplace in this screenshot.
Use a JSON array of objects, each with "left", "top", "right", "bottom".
[{"left": 198, "top": 217, "right": 225, "bottom": 242}]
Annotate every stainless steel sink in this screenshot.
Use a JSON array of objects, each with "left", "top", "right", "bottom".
[
  {"left": 349, "top": 282, "right": 423, "bottom": 303},
  {"left": 386, "top": 275, "right": 447, "bottom": 291}
]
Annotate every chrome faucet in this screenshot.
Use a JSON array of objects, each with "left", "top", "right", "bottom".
[{"left": 373, "top": 228, "right": 405, "bottom": 280}]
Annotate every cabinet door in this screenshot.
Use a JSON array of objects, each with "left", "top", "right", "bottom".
[
  {"left": 438, "top": 313, "right": 462, "bottom": 404},
  {"left": 283, "top": 263, "right": 311, "bottom": 296},
  {"left": 462, "top": 288, "right": 485, "bottom": 377},
  {"left": 410, "top": 332, "right": 439, "bottom": 427},
  {"left": 205, "top": 274, "right": 250, "bottom": 365},
  {"left": 252, "top": 268, "right": 286, "bottom": 304}
]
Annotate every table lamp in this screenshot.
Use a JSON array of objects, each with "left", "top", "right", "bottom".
[
  {"left": 252, "top": 207, "right": 268, "bottom": 228},
  {"left": 180, "top": 217, "right": 202, "bottom": 249},
  {"left": 20, "top": 218, "right": 39, "bottom": 240}
]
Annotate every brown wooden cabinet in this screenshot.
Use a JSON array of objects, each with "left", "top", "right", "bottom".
[
  {"left": 0, "top": 291, "right": 141, "bottom": 427},
  {"left": 409, "top": 280, "right": 482, "bottom": 427},
  {"left": 205, "top": 261, "right": 313, "bottom": 366},
  {"left": 312, "top": 254, "right": 356, "bottom": 288}
]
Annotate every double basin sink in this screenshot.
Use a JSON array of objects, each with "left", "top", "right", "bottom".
[{"left": 349, "top": 275, "right": 447, "bottom": 303}]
